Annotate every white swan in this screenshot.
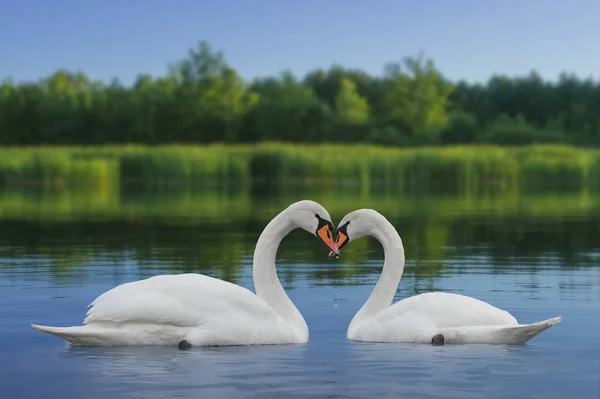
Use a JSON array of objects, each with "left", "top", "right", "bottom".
[
  {"left": 31, "top": 200, "right": 339, "bottom": 347},
  {"left": 329, "top": 209, "right": 562, "bottom": 345}
]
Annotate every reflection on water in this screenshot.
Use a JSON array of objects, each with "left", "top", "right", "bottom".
[{"left": 0, "top": 186, "right": 599, "bottom": 398}]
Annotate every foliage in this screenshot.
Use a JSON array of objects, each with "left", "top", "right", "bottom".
[
  {"left": 2, "top": 41, "right": 600, "bottom": 147},
  {"left": 0, "top": 144, "right": 598, "bottom": 191}
]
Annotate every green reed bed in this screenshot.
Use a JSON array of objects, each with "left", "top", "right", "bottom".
[
  {"left": 514, "top": 145, "right": 595, "bottom": 189},
  {"left": 0, "top": 144, "right": 599, "bottom": 190},
  {"left": 0, "top": 148, "right": 118, "bottom": 188},
  {"left": 119, "top": 148, "right": 249, "bottom": 187}
]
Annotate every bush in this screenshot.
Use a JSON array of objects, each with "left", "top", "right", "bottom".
[
  {"left": 479, "top": 114, "right": 566, "bottom": 145},
  {"left": 441, "top": 111, "right": 480, "bottom": 144}
]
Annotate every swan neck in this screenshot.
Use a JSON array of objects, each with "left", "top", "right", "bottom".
[
  {"left": 349, "top": 217, "right": 405, "bottom": 331},
  {"left": 252, "top": 211, "right": 308, "bottom": 338}
]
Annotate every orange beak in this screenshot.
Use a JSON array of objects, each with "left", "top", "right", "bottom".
[
  {"left": 328, "top": 231, "right": 347, "bottom": 259},
  {"left": 318, "top": 225, "right": 339, "bottom": 256}
]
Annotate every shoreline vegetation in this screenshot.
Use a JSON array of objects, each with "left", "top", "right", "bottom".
[
  {"left": 0, "top": 143, "right": 599, "bottom": 191},
  {"left": 2, "top": 41, "right": 600, "bottom": 149},
  {"left": 3, "top": 41, "right": 600, "bottom": 191}
]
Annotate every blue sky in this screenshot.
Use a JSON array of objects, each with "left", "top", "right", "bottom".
[{"left": 1, "top": 0, "right": 598, "bottom": 85}]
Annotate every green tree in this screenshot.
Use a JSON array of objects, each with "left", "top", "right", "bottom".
[
  {"left": 375, "top": 55, "right": 454, "bottom": 142},
  {"left": 335, "top": 78, "right": 370, "bottom": 125},
  {"left": 168, "top": 41, "right": 257, "bottom": 143},
  {"left": 243, "top": 72, "right": 333, "bottom": 142},
  {"left": 2, "top": 39, "right": 600, "bottom": 147},
  {"left": 304, "top": 66, "right": 375, "bottom": 108}
]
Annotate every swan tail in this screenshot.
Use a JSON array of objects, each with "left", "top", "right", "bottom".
[
  {"left": 495, "top": 316, "right": 562, "bottom": 344},
  {"left": 31, "top": 324, "right": 115, "bottom": 346},
  {"left": 442, "top": 316, "right": 562, "bottom": 345}
]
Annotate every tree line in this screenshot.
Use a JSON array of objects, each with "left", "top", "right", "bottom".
[{"left": 1, "top": 40, "right": 599, "bottom": 146}]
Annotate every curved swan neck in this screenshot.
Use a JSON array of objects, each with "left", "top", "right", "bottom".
[
  {"left": 349, "top": 215, "right": 405, "bottom": 331},
  {"left": 252, "top": 211, "right": 308, "bottom": 338}
]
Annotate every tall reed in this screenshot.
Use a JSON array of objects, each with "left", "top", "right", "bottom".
[{"left": 0, "top": 144, "right": 598, "bottom": 191}]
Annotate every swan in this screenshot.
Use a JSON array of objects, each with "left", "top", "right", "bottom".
[
  {"left": 328, "top": 209, "right": 562, "bottom": 345},
  {"left": 31, "top": 200, "right": 339, "bottom": 347}
]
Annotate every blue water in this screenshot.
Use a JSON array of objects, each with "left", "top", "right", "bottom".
[{"left": 0, "top": 191, "right": 599, "bottom": 398}]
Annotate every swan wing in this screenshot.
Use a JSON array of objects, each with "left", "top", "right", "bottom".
[
  {"left": 84, "top": 273, "right": 281, "bottom": 328},
  {"left": 378, "top": 292, "right": 518, "bottom": 328},
  {"left": 349, "top": 292, "right": 561, "bottom": 344}
]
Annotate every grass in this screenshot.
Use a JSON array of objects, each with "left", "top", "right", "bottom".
[{"left": 0, "top": 143, "right": 599, "bottom": 191}]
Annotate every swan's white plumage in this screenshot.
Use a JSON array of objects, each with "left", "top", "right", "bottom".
[
  {"left": 33, "top": 273, "right": 300, "bottom": 346},
  {"left": 374, "top": 292, "right": 518, "bottom": 330},
  {"left": 349, "top": 291, "right": 561, "bottom": 344},
  {"left": 31, "top": 200, "right": 337, "bottom": 347},
  {"left": 338, "top": 209, "right": 562, "bottom": 345},
  {"left": 85, "top": 274, "right": 275, "bottom": 327}
]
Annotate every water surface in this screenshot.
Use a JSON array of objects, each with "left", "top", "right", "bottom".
[{"left": 0, "top": 187, "right": 598, "bottom": 398}]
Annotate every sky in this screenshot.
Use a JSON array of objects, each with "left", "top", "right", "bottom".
[{"left": 1, "top": 0, "right": 599, "bottom": 86}]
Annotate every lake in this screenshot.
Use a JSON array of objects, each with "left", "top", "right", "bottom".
[{"left": 0, "top": 185, "right": 598, "bottom": 399}]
